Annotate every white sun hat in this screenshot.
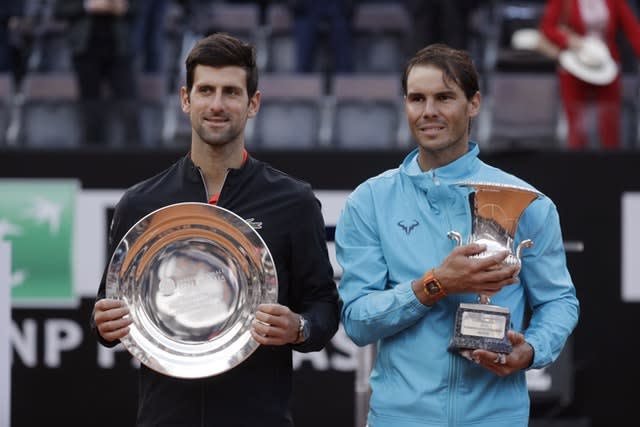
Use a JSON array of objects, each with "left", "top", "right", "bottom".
[{"left": 559, "top": 36, "right": 618, "bottom": 85}]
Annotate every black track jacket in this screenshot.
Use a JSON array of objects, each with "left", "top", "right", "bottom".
[{"left": 94, "top": 153, "right": 340, "bottom": 427}]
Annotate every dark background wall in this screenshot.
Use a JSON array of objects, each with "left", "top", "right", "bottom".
[{"left": 3, "top": 147, "right": 640, "bottom": 427}]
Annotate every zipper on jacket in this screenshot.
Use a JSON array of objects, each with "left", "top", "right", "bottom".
[
  {"left": 435, "top": 166, "right": 461, "bottom": 426},
  {"left": 195, "top": 167, "right": 230, "bottom": 203},
  {"left": 195, "top": 167, "right": 210, "bottom": 202},
  {"left": 428, "top": 170, "right": 441, "bottom": 215},
  {"left": 430, "top": 169, "right": 440, "bottom": 187},
  {"left": 430, "top": 169, "right": 458, "bottom": 240}
]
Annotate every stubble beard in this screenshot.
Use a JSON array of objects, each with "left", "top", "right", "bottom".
[
  {"left": 414, "top": 128, "right": 470, "bottom": 165},
  {"left": 195, "top": 121, "right": 243, "bottom": 148}
]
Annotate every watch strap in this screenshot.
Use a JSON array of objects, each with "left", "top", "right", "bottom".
[
  {"left": 294, "top": 314, "right": 307, "bottom": 344},
  {"left": 416, "top": 269, "right": 446, "bottom": 305}
]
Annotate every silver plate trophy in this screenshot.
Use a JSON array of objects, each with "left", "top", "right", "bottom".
[
  {"left": 106, "top": 202, "right": 278, "bottom": 379},
  {"left": 447, "top": 182, "right": 540, "bottom": 355}
]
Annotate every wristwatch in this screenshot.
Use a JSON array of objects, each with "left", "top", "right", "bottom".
[
  {"left": 294, "top": 315, "right": 310, "bottom": 344},
  {"left": 417, "top": 269, "right": 447, "bottom": 305}
]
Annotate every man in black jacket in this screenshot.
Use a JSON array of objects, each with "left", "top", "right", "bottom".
[{"left": 92, "top": 32, "right": 340, "bottom": 427}]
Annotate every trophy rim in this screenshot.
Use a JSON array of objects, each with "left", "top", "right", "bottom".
[
  {"left": 105, "top": 202, "right": 278, "bottom": 379},
  {"left": 456, "top": 180, "right": 541, "bottom": 246},
  {"left": 454, "top": 181, "right": 542, "bottom": 196}
]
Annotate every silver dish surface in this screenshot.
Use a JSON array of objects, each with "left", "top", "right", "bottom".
[{"left": 106, "top": 202, "right": 278, "bottom": 378}]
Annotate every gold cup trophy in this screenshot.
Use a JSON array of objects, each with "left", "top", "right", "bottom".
[{"left": 447, "top": 182, "right": 541, "bottom": 355}]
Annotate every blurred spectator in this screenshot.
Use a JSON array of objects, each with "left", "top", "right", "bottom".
[
  {"left": 131, "top": 0, "right": 169, "bottom": 74},
  {"left": 54, "top": 0, "right": 140, "bottom": 146},
  {"left": 0, "top": 1, "right": 22, "bottom": 73},
  {"left": 2, "top": 1, "right": 55, "bottom": 86},
  {"left": 404, "top": 0, "right": 480, "bottom": 55},
  {"left": 290, "top": 0, "right": 354, "bottom": 73},
  {"left": 540, "top": 0, "right": 640, "bottom": 150}
]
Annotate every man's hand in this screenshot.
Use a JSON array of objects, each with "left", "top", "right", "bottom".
[
  {"left": 251, "top": 304, "right": 300, "bottom": 346},
  {"left": 434, "top": 243, "right": 520, "bottom": 297},
  {"left": 471, "top": 331, "right": 534, "bottom": 376},
  {"left": 94, "top": 298, "right": 132, "bottom": 342}
]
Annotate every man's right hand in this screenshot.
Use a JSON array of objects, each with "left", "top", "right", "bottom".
[
  {"left": 434, "top": 243, "right": 520, "bottom": 297},
  {"left": 94, "top": 298, "right": 132, "bottom": 342}
]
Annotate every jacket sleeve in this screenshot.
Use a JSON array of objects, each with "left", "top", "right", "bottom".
[
  {"left": 519, "top": 199, "right": 580, "bottom": 369},
  {"left": 335, "top": 184, "right": 431, "bottom": 347},
  {"left": 289, "top": 190, "right": 341, "bottom": 352},
  {"left": 539, "top": 0, "right": 571, "bottom": 49}
]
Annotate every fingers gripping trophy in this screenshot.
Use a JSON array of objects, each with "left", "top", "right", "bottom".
[{"left": 447, "top": 182, "right": 541, "bottom": 359}]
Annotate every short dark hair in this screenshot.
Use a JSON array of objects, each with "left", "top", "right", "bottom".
[
  {"left": 402, "top": 44, "right": 479, "bottom": 100},
  {"left": 184, "top": 32, "right": 258, "bottom": 98}
]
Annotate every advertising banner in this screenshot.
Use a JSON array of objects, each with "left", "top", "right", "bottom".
[
  {"left": 622, "top": 192, "right": 640, "bottom": 302},
  {"left": 0, "top": 180, "right": 78, "bottom": 306}
]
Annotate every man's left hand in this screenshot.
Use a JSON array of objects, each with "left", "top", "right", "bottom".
[
  {"left": 471, "top": 331, "right": 534, "bottom": 376},
  {"left": 251, "top": 303, "right": 300, "bottom": 346}
]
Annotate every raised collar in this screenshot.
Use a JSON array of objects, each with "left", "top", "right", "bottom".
[{"left": 401, "top": 142, "right": 481, "bottom": 190}]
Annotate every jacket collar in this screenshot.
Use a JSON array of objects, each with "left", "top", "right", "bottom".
[
  {"left": 401, "top": 141, "right": 481, "bottom": 190},
  {"left": 180, "top": 151, "right": 257, "bottom": 181}
]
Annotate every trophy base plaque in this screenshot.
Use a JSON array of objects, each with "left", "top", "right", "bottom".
[{"left": 448, "top": 303, "right": 512, "bottom": 354}]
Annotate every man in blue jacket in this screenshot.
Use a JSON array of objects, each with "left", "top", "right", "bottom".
[{"left": 335, "top": 43, "right": 579, "bottom": 427}]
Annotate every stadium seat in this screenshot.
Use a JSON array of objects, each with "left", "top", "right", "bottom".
[
  {"left": 14, "top": 73, "right": 82, "bottom": 147},
  {"left": 137, "top": 74, "right": 169, "bottom": 147},
  {"left": 330, "top": 74, "right": 403, "bottom": 148},
  {"left": 482, "top": 72, "right": 560, "bottom": 150},
  {"left": 352, "top": 3, "right": 411, "bottom": 73},
  {"left": 191, "top": 2, "right": 259, "bottom": 42},
  {"left": 264, "top": 3, "right": 297, "bottom": 74},
  {"left": 251, "top": 73, "right": 325, "bottom": 149}
]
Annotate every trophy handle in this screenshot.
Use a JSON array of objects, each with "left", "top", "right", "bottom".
[
  {"left": 448, "top": 231, "right": 462, "bottom": 246},
  {"left": 516, "top": 239, "right": 533, "bottom": 260}
]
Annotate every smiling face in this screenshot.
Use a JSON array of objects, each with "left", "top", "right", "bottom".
[
  {"left": 404, "top": 64, "right": 480, "bottom": 171},
  {"left": 181, "top": 64, "right": 260, "bottom": 149}
]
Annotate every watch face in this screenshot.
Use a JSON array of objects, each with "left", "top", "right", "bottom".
[{"left": 426, "top": 281, "right": 441, "bottom": 295}]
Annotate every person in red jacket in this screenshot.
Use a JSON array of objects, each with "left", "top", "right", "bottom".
[{"left": 540, "top": 0, "right": 640, "bottom": 149}]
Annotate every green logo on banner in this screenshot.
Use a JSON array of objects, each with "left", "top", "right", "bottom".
[{"left": 0, "top": 179, "right": 78, "bottom": 306}]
